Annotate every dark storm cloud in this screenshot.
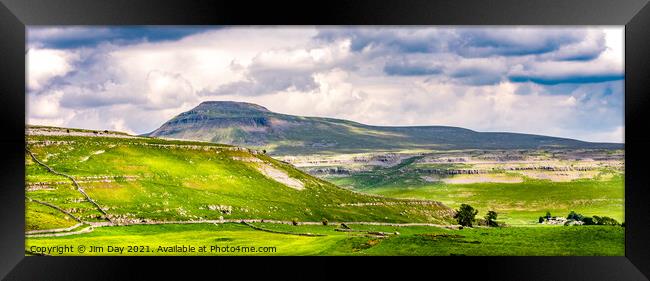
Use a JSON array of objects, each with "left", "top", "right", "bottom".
[
  {"left": 316, "top": 27, "right": 605, "bottom": 60},
  {"left": 448, "top": 28, "right": 584, "bottom": 57},
  {"left": 40, "top": 47, "right": 143, "bottom": 108},
  {"left": 448, "top": 70, "right": 505, "bottom": 85},
  {"left": 508, "top": 74, "right": 624, "bottom": 85},
  {"left": 28, "top": 26, "right": 215, "bottom": 49},
  {"left": 317, "top": 27, "right": 611, "bottom": 86},
  {"left": 315, "top": 28, "right": 447, "bottom": 54}
]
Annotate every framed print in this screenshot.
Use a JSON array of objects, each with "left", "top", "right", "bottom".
[{"left": 1, "top": 0, "right": 649, "bottom": 280}]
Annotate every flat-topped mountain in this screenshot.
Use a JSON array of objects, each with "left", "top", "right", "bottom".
[{"left": 145, "top": 101, "right": 622, "bottom": 155}]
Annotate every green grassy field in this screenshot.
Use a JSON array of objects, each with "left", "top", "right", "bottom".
[
  {"left": 26, "top": 223, "right": 624, "bottom": 256},
  {"left": 25, "top": 201, "right": 78, "bottom": 231},
  {"left": 327, "top": 159, "right": 624, "bottom": 226},
  {"left": 338, "top": 176, "right": 625, "bottom": 226},
  {"left": 26, "top": 132, "right": 454, "bottom": 233}
]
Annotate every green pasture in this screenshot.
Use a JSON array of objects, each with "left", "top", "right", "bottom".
[
  {"left": 26, "top": 223, "right": 624, "bottom": 256},
  {"left": 330, "top": 174, "right": 624, "bottom": 225}
]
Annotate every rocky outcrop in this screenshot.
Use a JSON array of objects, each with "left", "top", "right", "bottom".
[
  {"left": 307, "top": 167, "right": 351, "bottom": 176},
  {"left": 208, "top": 205, "right": 232, "bottom": 214},
  {"left": 506, "top": 166, "right": 593, "bottom": 172},
  {"left": 256, "top": 163, "right": 305, "bottom": 190},
  {"left": 414, "top": 168, "right": 490, "bottom": 175}
]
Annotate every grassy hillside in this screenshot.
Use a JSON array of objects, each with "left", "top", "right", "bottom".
[
  {"left": 25, "top": 128, "right": 455, "bottom": 232},
  {"left": 145, "top": 101, "right": 622, "bottom": 155}
]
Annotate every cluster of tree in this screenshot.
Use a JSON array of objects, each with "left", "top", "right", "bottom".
[
  {"left": 539, "top": 211, "right": 620, "bottom": 226},
  {"left": 568, "top": 211, "right": 621, "bottom": 225},
  {"left": 453, "top": 204, "right": 499, "bottom": 227},
  {"left": 590, "top": 216, "right": 621, "bottom": 226}
]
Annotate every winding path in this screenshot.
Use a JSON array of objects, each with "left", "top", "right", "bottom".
[{"left": 25, "top": 223, "right": 84, "bottom": 235}]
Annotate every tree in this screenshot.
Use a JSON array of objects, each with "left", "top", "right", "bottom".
[
  {"left": 567, "top": 211, "right": 584, "bottom": 221},
  {"left": 545, "top": 211, "right": 552, "bottom": 219},
  {"left": 321, "top": 218, "right": 329, "bottom": 226},
  {"left": 581, "top": 217, "right": 595, "bottom": 225},
  {"left": 484, "top": 210, "right": 498, "bottom": 227},
  {"left": 539, "top": 216, "right": 545, "bottom": 223},
  {"left": 593, "top": 216, "right": 619, "bottom": 226},
  {"left": 454, "top": 204, "right": 479, "bottom": 227}
]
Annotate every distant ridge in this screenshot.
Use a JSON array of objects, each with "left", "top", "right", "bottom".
[{"left": 145, "top": 101, "right": 623, "bottom": 155}]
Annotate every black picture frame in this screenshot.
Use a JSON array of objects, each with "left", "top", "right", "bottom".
[{"left": 1, "top": 0, "right": 649, "bottom": 280}]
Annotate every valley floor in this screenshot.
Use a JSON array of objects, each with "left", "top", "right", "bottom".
[
  {"left": 26, "top": 222, "right": 624, "bottom": 256},
  {"left": 296, "top": 149, "right": 625, "bottom": 226}
]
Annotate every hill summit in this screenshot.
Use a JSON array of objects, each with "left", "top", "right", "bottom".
[
  {"left": 192, "top": 101, "right": 271, "bottom": 116},
  {"left": 145, "top": 101, "right": 622, "bottom": 155}
]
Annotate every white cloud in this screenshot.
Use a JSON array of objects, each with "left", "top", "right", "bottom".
[
  {"left": 27, "top": 48, "right": 78, "bottom": 91},
  {"left": 144, "top": 70, "right": 196, "bottom": 109},
  {"left": 602, "top": 27, "right": 624, "bottom": 64}
]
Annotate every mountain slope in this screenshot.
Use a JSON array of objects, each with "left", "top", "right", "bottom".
[
  {"left": 25, "top": 126, "right": 455, "bottom": 231},
  {"left": 146, "top": 101, "right": 622, "bottom": 155}
]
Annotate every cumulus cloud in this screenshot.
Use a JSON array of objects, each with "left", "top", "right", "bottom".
[
  {"left": 26, "top": 26, "right": 625, "bottom": 143},
  {"left": 206, "top": 38, "right": 354, "bottom": 96},
  {"left": 27, "top": 90, "right": 64, "bottom": 119},
  {"left": 27, "top": 48, "right": 78, "bottom": 91},
  {"left": 144, "top": 70, "right": 196, "bottom": 109}
]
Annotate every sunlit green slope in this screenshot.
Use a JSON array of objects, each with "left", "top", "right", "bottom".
[{"left": 26, "top": 126, "right": 455, "bottom": 231}]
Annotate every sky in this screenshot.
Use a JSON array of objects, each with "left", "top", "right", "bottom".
[{"left": 26, "top": 26, "right": 624, "bottom": 143}]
